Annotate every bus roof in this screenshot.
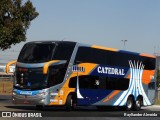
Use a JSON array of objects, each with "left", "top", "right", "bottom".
[
  {"left": 26, "top": 41, "right": 156, "bottom": 59},
  {"left": 92, "top": 45, "right": 156, "bottom": 58},
  {"left": 26, "top": 41, "right": 77, "bottom": 44}
]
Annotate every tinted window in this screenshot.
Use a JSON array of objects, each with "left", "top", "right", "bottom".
[
  {"left": 18, "top": 43, "right": 55, "bottom": 63},
  {"left": 75, "top": 47, "right": 155, "bottom": 70},
  {"left": 148, "top": 82, "right": 155, "bottom": 90},
  {"left": 74, "top": 47, "right": 108, "bottom": 65},
  {"left": 69, "top": 75, "right": 101, "bottom": 89},
  {"left": 53, "top": 42, "right": 76, "bottom": 61},
  {"left": 69, "top": 77, "right": 77, "bottom": 88},
  {"left": 69, "top": 75, "right": 129, "bottom": 90},
  {"left": 106, "top": 77, "right": 129, "bottom": 90},
  {"left": 48, "top": 63, "right": 67, "bottom": 87},
  {"left": 15, "top": 67, "right": 48, "bottom": 90}
]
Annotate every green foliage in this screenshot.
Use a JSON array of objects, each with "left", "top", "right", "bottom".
[{"left": 0, "top": 0, "right": 39, "bottom": 50}]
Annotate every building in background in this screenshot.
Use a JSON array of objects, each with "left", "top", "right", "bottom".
[{"left": 0, "top": 63, "right": 15, "bottom": 77}]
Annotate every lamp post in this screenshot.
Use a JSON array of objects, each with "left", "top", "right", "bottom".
[{"left": 121, "top": 40, "right": 127, "bottom": 50}]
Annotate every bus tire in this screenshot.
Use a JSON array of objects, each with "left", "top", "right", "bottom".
[
  {"left": 66, "top": 94, "right": 76, "bottom": 111},
  {"left": 133, "top": 98, "right": 142, "bottom": 111},
  {"left": 126, "top": 97, "right": 134, "bottom": 111}
]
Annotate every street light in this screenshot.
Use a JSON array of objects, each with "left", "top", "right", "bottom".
[{"left": 121, "top": 40, "right": 128, "bottom": 50}]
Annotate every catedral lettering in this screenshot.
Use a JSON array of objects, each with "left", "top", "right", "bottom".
[
  {"left": 6, "top": 41, "right": 156, "bottom": 111},
  {"left": 97, "top": 66, "right": 125, "bottom": 75}
]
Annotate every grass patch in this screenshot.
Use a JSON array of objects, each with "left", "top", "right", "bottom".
[
  {"left": 0, "top": 80, "right": 13, "bottom": 95},
  {"left": 155, "top": 99, "right": 160, "bottom": 105}
]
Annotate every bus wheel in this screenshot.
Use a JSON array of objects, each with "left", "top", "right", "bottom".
[
  {"left": 126, "top": 97, "right": 134, "bottom": 111},
  {"left": 36, "top": 105, "right": 44, "bottom": 110},
  {"left": 134, "top": 98, "right": 142, "bottom": 111},
  {"left": 66, "top": 94, "right": 76, "bottom": 111}
]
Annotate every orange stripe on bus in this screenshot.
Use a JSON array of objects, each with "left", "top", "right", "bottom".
[
  {"left": 92, "top": 45, "right": 118, "bottom": 52},
  {"left": 49, "top": 88, "right": 75, "bottom": 105},
  {"left": 127, "top": 74, "right": 130, "bottom": 79},
  {"left": 77, "top": 63, "right": 98, "bottom": 76},
  {"left": 142, "top": 70, "right": 155, "bottom": 85},
  {"left": 127, "top": 70, "right": 155, "bottom": 85},
  {"left": 43, "top": 60, "right": 60, "bottom": 74},
  {"left": 66, "top": 63, "right": 98, "bottom": 78},
  {"left": 50, "top": 63, "right": 98, "bottom": 105},
  {"left": 103, "top": 90, "right": 120, "bottom": 102},
  {"left": 140, "top": 54, "right": 156, "bottom": 58}
]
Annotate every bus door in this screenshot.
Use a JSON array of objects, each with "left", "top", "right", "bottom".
[{"left": 76, "top": 76, "right": 108, "bottom": 105}]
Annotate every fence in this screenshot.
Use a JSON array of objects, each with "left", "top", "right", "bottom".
[{"left": 0, "top": 76, "right": 13, "bottom": 94}]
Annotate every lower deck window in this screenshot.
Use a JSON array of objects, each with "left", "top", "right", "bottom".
[{"left": 69, "top": 75, "right": 130, "bottom": 90}]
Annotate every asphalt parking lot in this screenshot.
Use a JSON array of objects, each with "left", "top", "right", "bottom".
[{"left": 0, "top": 95, "right": 160, "bottom": 119}]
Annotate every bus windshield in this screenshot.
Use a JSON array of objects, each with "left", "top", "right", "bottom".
[
  {"left": 14, "top": 67, "right": 48, "bottom": 90},
  {"left": 18, "top": 43, "right": 55, "bottom": 63}
]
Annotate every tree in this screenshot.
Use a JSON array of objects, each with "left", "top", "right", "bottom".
[{"left": 0, "top": 0, "right": 39, "bottom": 50}]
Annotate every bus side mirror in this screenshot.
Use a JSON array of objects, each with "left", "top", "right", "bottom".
[
  {"left": 43, "top": 60, "right": 60, "bottom": 74},
  {"left": 43, "top": 60, "right": 67, "bottom": 74},
  {"left": 6, "top": 60, "right": 17, "bottom": 74}
]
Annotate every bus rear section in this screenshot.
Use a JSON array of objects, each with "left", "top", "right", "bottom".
[
  {"left": 6, "top": 41, "right": 156, "bottom": 111},
  {"left": 66, "top": 46, "right": 156, "bottom": 111}
]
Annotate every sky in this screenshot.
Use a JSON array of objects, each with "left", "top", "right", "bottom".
[{"left": 1, "top": 0, "right": 160, "bottom": 63}]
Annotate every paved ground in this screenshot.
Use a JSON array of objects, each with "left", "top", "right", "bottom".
[{"left": 0, "top": 95, "right": 160, "bottom": 119}]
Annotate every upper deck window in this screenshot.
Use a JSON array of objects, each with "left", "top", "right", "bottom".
[
  {"left": 18, "top": 42, "right": 76, "bottom": 63},
  {"left": 18, "top": 43, "right": 55, "bottom": 63},
  {"left": 52, "top": 42, "right": 76, "bottom": 61}
]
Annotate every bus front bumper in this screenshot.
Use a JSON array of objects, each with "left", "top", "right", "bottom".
[{"left": 12, "top": 90, "right": 50, "bottom": 105}]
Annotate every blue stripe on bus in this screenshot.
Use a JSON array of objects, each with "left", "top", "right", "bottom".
[
  {"left": 117, "top": 68, "right": 133, "bottom": 106},
  {"left": 14, "top": 89, "right": 42, "bottom": 95},
  {"left": 119, "top": 50, "right": 139, "bottom": 56},
  {"left": 76, "top": 89, "right": 113, "bottom": 105}
]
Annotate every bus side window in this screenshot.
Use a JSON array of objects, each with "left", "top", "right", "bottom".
[
  {"left": 48, "top": 64, "right": 66, "bottom": 87},
  {"left": 74, "top": 47, "right": 108, "bottom": 65},
  {"left": 98, "top": 77, "right": 106, "bottom": 89},
  {"left": 148, "top": 82, "right": 155, "bottom": 90},
  {"left": 69, "top": 75, "right": 106, "bottom": 89},
  {"left": 69, "top": 77, "right": 77, "bottom": 88},
  {"left": 106, "top": 77, "right": 130, "bottom": 90},
  {"left": 69, "top": 76, "right": 90, "bottom": 89}
]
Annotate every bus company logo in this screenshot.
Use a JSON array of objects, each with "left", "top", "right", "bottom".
[
  {"left": 20, "top": 91, "right": 32, "bottom": 95},
  {"left": 2, "top": 112, "right": 42, "bottom": 117},
  {"left": 114, "top": 60, "right": 151, "bottom": 106},
  {"left": 97, "top": 66, "right": 125, "bottom": 76},
  {"left": 72, "top": 66, "right": 85, "bottom": 72},
  {"left": 2, "top": 112, "right": 11, "bottom": 117}
]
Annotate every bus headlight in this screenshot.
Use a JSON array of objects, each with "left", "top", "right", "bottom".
[
  {"left": 12, "top": 91, "right": 17, "bottom": 95},
  {"left": 37, "top": 92, "right": 44, "bottom": 96}
]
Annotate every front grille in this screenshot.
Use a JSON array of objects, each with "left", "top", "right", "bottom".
[{"left": 13, "top": 94, "right": 42, "bottom": 99}]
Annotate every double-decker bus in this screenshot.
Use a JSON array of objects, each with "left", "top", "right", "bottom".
[{"left": 6, "top": 41, "right": 156, "bottom": 111}]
